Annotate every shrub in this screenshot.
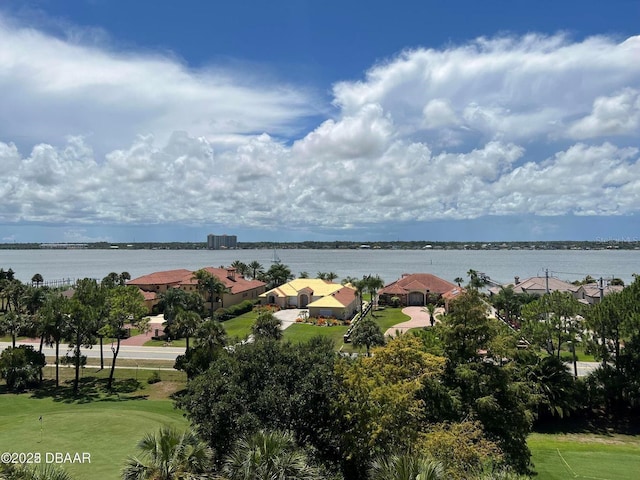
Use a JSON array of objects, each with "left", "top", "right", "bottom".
[
  {"left": 147, "top": 371, "right": 161, "bottom": 384},
  {"left": 317, "top": 318, "right": 326, "bottom": 326},
  {"left": 0, "top": 345, "right": 45, "bottom": 391}
]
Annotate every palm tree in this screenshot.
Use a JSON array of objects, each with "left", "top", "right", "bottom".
[
  {"left": 195, "top": 319, "right": 227, "bottom": 352},
  {"left": 248, "top": 261, "right": 264, "bottom": 280},
  {"left": 265, "top": 264, "right": 294, "bottom": 289},
  {"left": 39, "top": 293, "right": 70, "bottom": 387},
  {"left": 0, "top": 311, "right": 23, "bottom": 348},
  {"left": 122, "top": 426, "right": 213, "bottom": 480},
  {"left": 222, "top": 430, "right": 320, "bottom": 480},
  {"left": 231, "top": 260, "right": 249, "bottom": 278},
  {"left": 454, "top": 277, "right": 464, "bottom": 287},
  {"left": 192, "top": 269, "right": 229, "bottom": 318},
  {"left": 31, "top": 273, "right": 44, "bottom": 287},
  {"left": 251, "top": 310, "right": 282, "bottom": 341},
  {"left": 365, "top": 275, "right": 384, "bottom": 310},
  {"left": 173, "top": 309, "right": 202, "bottom": 352},
  {"left": 1, "top": 463, "right": 75, "bottom": 480},
  {"left": 350, "top": 316, "right": 385, "bottom": 356},
  {"left": 423, "top": 303, "right": 436, "bottom": 327},
  {"left": 369, "top": 453, "right": 445, "bottom": 480}
]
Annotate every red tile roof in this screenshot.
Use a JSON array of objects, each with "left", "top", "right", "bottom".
[
  {"left": 379, "top": 273, "right": 459, "bottom": 296},
  {"left": 128, "top": 267, "right": 265, "bottom": 294}
]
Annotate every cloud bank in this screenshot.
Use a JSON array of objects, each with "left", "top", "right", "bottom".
[{"left": 1, "top": 14, "right": 639, "bottom": 239}]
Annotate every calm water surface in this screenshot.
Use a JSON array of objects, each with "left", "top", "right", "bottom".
[{"left": 1, "top": 249, "right": 639, "bottom": 286}]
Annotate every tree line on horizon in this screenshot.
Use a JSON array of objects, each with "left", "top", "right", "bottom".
[{"left": 2, "top": 265, "right": 640, "bottom": 479}]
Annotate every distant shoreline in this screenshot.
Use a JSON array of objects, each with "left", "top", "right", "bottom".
[{"left": 0, "top": 240, "right": 638, "bottom": 251}]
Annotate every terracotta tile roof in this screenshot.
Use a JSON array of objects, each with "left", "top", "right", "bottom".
[
  {"left": 379, "top": 273, "right": 459, "bottom": 296},
  {"left": 128, "top": 267, "right": 265, "bottom": 294},
  {"left": 128, "top": 269, "right": 193, "bottom": 286}
]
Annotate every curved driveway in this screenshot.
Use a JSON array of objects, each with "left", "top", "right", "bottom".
[{"left": 384, "top": 306, "right": 443, "bottom": 337}]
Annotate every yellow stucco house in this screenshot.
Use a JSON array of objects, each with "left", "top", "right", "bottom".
[{"left": 260, "top": 278, "right": 358, "bottom": 320}]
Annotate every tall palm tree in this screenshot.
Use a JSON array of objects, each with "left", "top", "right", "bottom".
[
  {"left": 369, "top": 453, "right": 445, "bottom": 480},
  {"left": 231, "top": 260, "right": 249, "bottom": 278},
  {"left": 454, "top": 277, "right": 464, "bottom": 287},
  {"left": 192, "top": 269, "right": 230, "bottom": 318},
  {"left": 39, "top": 293, "right": 70, "bottom": 387},
  {"left": 122, "top": 426, "right": 213, "bottom": 480},
  {"left": 222, "top": 430, "right": 320, "bottom": 480},
  {"left": 365, "top": 275, "right": 384, "bottom": 309},
  {"left": 248, "top": 261, "right": 264, "bottom": 280}
]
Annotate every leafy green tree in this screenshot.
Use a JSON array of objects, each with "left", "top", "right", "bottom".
[
  {"left": 174, "top": 319, "right": 227, "bottom": 378},
  {"left": 122, "top": 426, "right": 213, "bottom": 480},
  {"left": 177, "top": 338, "right": 340, "bottom": 463},
  {"left": 350, "top": 317, "right": 385, "bottom": 356},
  {"left": 335, "top": 335, "right": 446, "bottom": 478},
  {"left": 420, "top": 421, "right": 503, "bottom": 480},
  {"left": 65, "top": 278, "right": 102, "bottom": 395},
  {"left": 440, "top": 290, "right": 493, "bottom": 362},
  {"left": 251, "top": 310, "right": 282, "bottom": 341},
  {"left": 30, "top": 273, "right": 44, "bottom": 287},
  {"left": 222, "top": 430, "right": 321, "bottom": 480},
  {"left": 521, "top": 291, "right": 581, "bottom": 361},
  {"left": 0, "top": 345, "right": 45, "bottom": 391},
  {"left": 102, "top": 286, "right": 148, "bottom": 390},
  {"left": 369, "top": 452, "right": 445, "bottom": 480}
]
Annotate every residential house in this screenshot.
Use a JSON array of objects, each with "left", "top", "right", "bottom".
[
  {"left": 128, "top": 266, "right": 266, "bottom": 312},
  {"left": 378, "top": 273, "right": 463, "bottom": 310},
  {"left": 260, "top": 278, "right": 359, "bottom": 319}
]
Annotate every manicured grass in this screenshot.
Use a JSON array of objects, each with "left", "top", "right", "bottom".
[
  {"left": 221, "top": 311, "right": 259, "bottom": 340},
  {"left": 284, "top": 308, "right": 410, "bottom": 351},
  {"left": 369, "top": 307, "right": 411, "bottom": 330},
  {"left": 529, "top": 432, "right": 640, "bottom": 479},
  {"left": 0, "top": 385, "right": 188, "bottom": 479},
  {"left": 283, "top": 323, "right": 349, "bottom": 348}
]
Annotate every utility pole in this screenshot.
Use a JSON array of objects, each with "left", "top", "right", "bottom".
[{"left": 545, "top": 268, "right": 550, "bottom": 294}]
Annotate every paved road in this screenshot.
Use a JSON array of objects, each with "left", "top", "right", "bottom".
[{"left": 0, "top": 341, "right": 184, "bottom": 362}]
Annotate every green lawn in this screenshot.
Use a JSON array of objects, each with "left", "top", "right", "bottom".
[
  {"left": 221, "top": 311, "right": 258, "bottom": 340},
  {"left": 529, "top": 432, "right": 640, "bottom": 479},
  {"left": 283, "top": 323, "right": 349, "bottom": 348},
  {"left": 0, "top": 388, "right": 188, "bottom": 479}
]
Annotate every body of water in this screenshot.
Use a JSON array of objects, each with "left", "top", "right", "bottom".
[{"left": 1, "top": 248, "right": 638, "bottom": 287}]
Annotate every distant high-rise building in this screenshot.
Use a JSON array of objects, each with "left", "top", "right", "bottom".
[{"left": 207, "top": 234, "right": 237, "bottom": 250}]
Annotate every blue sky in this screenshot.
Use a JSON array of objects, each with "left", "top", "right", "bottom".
[{"left": 0, "top": 1, "right": 639, "bottom": 243}]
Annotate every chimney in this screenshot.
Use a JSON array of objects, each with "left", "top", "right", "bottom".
[
  {"left": 227, "top": 267, "right": 236, "bottom": 281},
  {"left": 514, "top": 276, "right": 520, "bottom": 285}
]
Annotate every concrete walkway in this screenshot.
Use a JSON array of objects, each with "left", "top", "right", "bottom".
[
  {"left": 384, "top": 306, "right": 443, "bottom": 337},
  {"left": 273, "top": 308, "right": 305, "bottom": 329}
]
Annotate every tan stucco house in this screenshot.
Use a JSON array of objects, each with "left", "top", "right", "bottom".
[{"left": 128, "top": 266, "right": 266, "bottom": 312}]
